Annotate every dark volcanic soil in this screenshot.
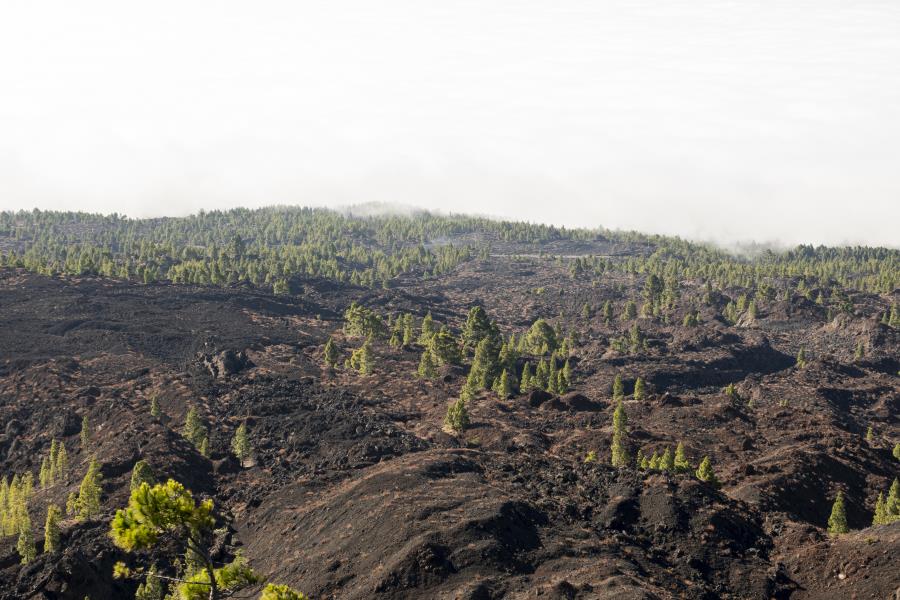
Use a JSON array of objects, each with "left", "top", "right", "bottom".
[{"left": 0, "top": 264, "right": 897, "bottom": 600}]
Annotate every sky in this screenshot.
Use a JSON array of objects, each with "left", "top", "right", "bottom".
[{"left": 1, "top": 0, "right": 899, "bottom": 247}]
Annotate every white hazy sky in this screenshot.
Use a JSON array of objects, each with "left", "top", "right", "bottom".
[{"left": 1, "top": 1, "right": 899, "bottom": 246}]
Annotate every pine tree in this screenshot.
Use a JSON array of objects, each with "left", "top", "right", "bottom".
[
  {"left": 462, "top": 306, "right": 497, "bottom": 351},
  {"left": 648, "top": 451, "right": 660, "bottom": 470},
  {"left": 635, "top": 448, "right": 645, "bottom": 469},
  {"left": 633, "top": 377, "right": 645, "bottom": 401},
  {"left": 199, "top": 435, "right": 210, "bottom": 458},
  {"left": 893, "top": 443, "right": 900, "bottom": 461},
  {"left": 659, "top": 447, "right": 674, "bottom": 472},
  {"left": 872, "top": 492, "right": 887, "bottom": 526},
  {"left": 854, "top": 341, "right": 864, "bottom": 360},
  {"left": 612, "top": 375, "right": 624, "bottom": 401},
  {"left": 640, "top": 453, "right": 650, "bottom": 470},
  {"left": 183, "top": 406, "right": 207, "bottom": 449},
  {"left": 231, "top": 422, "right": 251, "bottom": 466},
  {"left": 520, "top": 362, "right": 533, "bottom": 390},
  {"left": 323, "top": 337, "right": 340, "bottom": 368},
  {"left": 469, "top": 336, "right": 500, "bottom": 390},
  {"left": 460, "top": 367, "right": 480, "bottom": 402},
  {"left": 66, "top": 491, "right": 77, "bottom": 517},
  {"left": 402, "top": 318, "right": 415, "bottom": 347},
  {"left": 55, "top": 442, "right": 69, "bottom": 484},
  {"left": 610, "top": 399, "right": 629, "bottom": 467},
  {"left": 48, "top": 439, "right": 59, "bottom": 481},
  {"left": 495, "top": 369, "right": 512, "bottom": 399},
  {"left": 260, "top": 584, "right": 309, "bottom": 600},
  {"left": 866, "top": 426, "right": 874, "bottom": 442},
  {"left": 389, "top": 330, "right": 402, "bottom": 349},
  {"left": 796, "top": 347, "right": 807, "bottom": 369},
  {"left": 0, "top": 478, "right": 7, "bottom": 535},
  {"left": 76, "top": 457, "right": 103, "bottom": 521},
  {"left": 555, "top": 369, "right": 568, "bottom": 394},
  {"left": 628, "top": 323, "right": 643, "bottom": 353},
  {"left": 417, "top": 349, "right": 437, "bottom": 379},
  {"left": 43, "top": 504, "right": 61, "bottom": 554},
  {"left": 150, "top": 395, "right": 161, "bottom": 418},
  {"left": 444, "top": 398, "right": 469, "bottom": 434},
  {"left": 349, "top": 339, "right": 374, "bottom": 375},
  {"left": 888, "top": 478, "right": 900, "bottom": 515},
  {"left": 39, "top": 457, "right": 51, "bottom": 489},
  {"left": 80, "top": 415, "right": 92, "bottom": 452},
  {"left": 546, "top": 358, "right": 558, "bottom": 394},
  {"left": 16, "top": 512, "right": 36, "bottom": 564},
  {"left": 623, "top": 300, "right": 637, "bottom": 321},
  {"left": 674, "top": 442, "right": 691, "bottom": 472},
  {"left": 419, "top": 311, "right": 435, "bottom": 344},
  {"left": 602, "top": 301, "right": 613, "bottom": 324},
  {"left": 562, "top": 359, "right": 572, "bottom": 389},
  {"left": 695, "top": 456, "right": 719, "bottom": 486},
  {"left": 827, "top": 491, "right": 849, "bottom": 535},
  {"left": 130, "top": 460, "right": 156, "bottom": 492},
  {"left": 535, "top": 358, "right": 548, "bottom": 389},
  {"left": 135, "top": 565, "right": 165, "bottom": 600}
]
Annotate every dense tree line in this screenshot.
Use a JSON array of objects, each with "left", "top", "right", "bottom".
[{"left": 4, "top": 207, "right": 895, "bottom": 298}]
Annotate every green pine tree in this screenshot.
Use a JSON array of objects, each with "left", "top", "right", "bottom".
[
  {"left": 39, "top": 457, "right": 51, "bottom": 489},
  {"left": 893, "top": 443, "right": 900, "bottom": 461},
  {"left": 80, "top": 415, "right": 92, "bottom": 452},
  {"left": 602, "top": 301, "right": 613, "bottom": 324},
  {"left": 48, "top": 439, "right": 59, "bottom": 481},
  {"left": 55, "top": 442, "right": 69, "bottom": 484},
  {"left": 827, "top": 491, "right": 849, "bottom": 535},
  {"left": 130, "top": 460, "right": 156, "bottom": 492},
  {"left": 695, "top": 456, "right": 719, "bottom": 486},
  {"left": 349, "top": 339, "right": 374, "bottom": 375},
  {"left": 633, "top": 377, "right": 645, "bottom": 400},
  {"left": 612, "top": 374, "right": 624, "bottom": 401},
  {"left": 520, "top": 362, "right": 533, "bottom": 390},
  {"left": 149, "top": 395, "right": 161, "bottom": 418},
  {"left": 135, "top": 565, "right": 165, "bottom": 600},
  {"left": 43, "top": 504, "right": 61, "bottom": 554},
  {"left": 796, "top": 347, "right": 807, "bottom": 369},
  {"left": 323, "top": 336, "right": 340, "bottom": 368},
  {"left": 417, "top": 349, "right": 437, "bottom": 379},
  {"left": 183, "top": 406, "right": 207, "bottom": 449},
  {"left": 444, "top": 398, "right": 470, "bottom": 434},
  {"left": 887, "top": 478, "right": 899, "bottom": 515},
  {"left": 66, "top": 491, "right": 77, "bottom": 517},
  {"left": 674, "top": 442, "right": 691, "bottom": 472},
  {"left": 419, "top": 311, "right": 435, "bottom": 344},
  {"left": 610, "top": 399, "right": 629, "bottom": 467},
  {"left": 231, "top": 422, "right": 251, "bottom": 466},
  {"left": 16, "top": 512, "right": 36, "bottom": 564},
  {"left": 872, "top": 492, "right": 887, "bottom": 526},
  {"left": 495, "top": 369, "right": 513, "bottom": 399},
  {"left": 659, "top": 447, "right": 674, "bottom": 472},
  {"left": 75, "top": 457, "right": 103, "bottom": 521}
]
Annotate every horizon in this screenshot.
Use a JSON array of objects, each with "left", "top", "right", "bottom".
[{"left": 4, "top": 202, "right": 899, "bottom": 253}]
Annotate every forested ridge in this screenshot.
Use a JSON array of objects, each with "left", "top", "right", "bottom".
[{"left": 1, "top": 206, "right": 897, "bottom": 297}]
